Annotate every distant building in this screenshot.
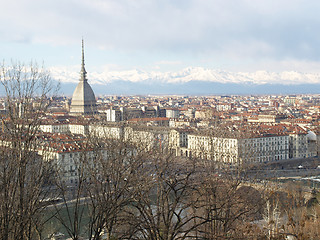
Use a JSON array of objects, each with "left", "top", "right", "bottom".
[
  {"left": 169, "top": 128, "right": 191, "bottom": 157},
  {"left": 128, "top": 117, "right": 170, "bottom": 127},
  {"left": 187, "top": 132, "right": 289, "bottom": 164},
  {"left": 106, "top": 108, "right": 122, "bottom": 122},
  {"left": 39, "top": 122, "right": 69, "bottom": 134},
  {"left": 124, "top": 126, "right": 169, "bottom": 151},
  {"left": 105, "top": 106, "right": 162, "bottom": 122},
  {"left": 38, "top": 135, "right": 106, "bottom": 185},
  {"left": 216, "top": 103, "right": 233, "bottom": 112},
  {"left": 289, "top": 129, "right": 317, "bottom": 159},
  {"left": 257, "top": 114, "right": 287, "bottom": 123},
  {"left": 70, "top": 40, "right": 97, "bottom": 115},
  {"left": 89, "top": 123, "right": 124, "bottom": 139},
  {"left": 121, "top": 107, "right": 144, "bottom": 120},
  {"left": 166, "top": 108, "right": 180, "bottom": 119},
  {"left": 284, "top": 96, "right": 298, "bottom": 105}
]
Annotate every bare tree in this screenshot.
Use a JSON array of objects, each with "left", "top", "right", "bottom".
[
  {"left": 47, "top": 128, "right": 150, "bottom": 240},
  {"left": 50, "top": 153, "right": 88, "bottom": 240},
  {"left": 187, "top": 128, "right": 265, "bottom": 240},
  {"left": 191, "top": 173, "right": 263, "bottom": 239},
  {"left": 119, "top": 151, "right": 204, "bottom": 240},
  {"left": 0, "top": 61, "right": 59, "bottom": 240},
  {"left": 84, "top": 137, "right": 147, "bottom": 240}
]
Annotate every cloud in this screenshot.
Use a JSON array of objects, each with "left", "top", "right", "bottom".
[
  {"left": 49, "top": 65, "right": 320, "bottom": 86},
  {"left": 155, "top": 60, "right": 182, "bottom": 65},
  {"left": 2, "top": 0, "right": 320, "bottom": 63}
]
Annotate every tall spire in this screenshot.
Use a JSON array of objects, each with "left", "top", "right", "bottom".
[
  {"left": 70, "top": 38, "right": 97, "bottom": 115},
  {"left": 80, "top": 38, "right": 87, "bottom": 81}
]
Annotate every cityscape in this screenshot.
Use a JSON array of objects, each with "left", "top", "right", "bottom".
[
  {"left": 0, "top": 42, "right": 319, "bottom": 239},
  {"left": 2, "top": 0, "right": 320, "bottom": 240}
]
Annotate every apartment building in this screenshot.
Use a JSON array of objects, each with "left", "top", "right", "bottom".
[
  {"left": 169, "top": 128, "right": 192, "bottom": 157},
  {"left": 168, "top": 123, "right": 317, "bottom": 164},
  {"left": 124, "top": 126, "right": 169, "bottom": 151},
  {"left": 289, "top": 130, "right": 317, "bottom": 158},
  {"left": 89, "top": 123, "right": 124, "bottom": 139},
  {"left": 187, "top": 132, "right": 289, "bottom": 164},
  {"left": 39, "top": 123, "right": 69, "bottom": 133},
  {"left": 166, "top": 108, "right": 180, "bottom": 119}
]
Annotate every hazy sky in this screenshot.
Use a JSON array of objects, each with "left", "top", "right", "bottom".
[{"left": 1, "top": 0, "right": 320, "bottom": 83}]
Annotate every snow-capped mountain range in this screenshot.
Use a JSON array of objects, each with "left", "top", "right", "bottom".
[{"left": 49, "top": 67, "right": 320, "bottom": 95}]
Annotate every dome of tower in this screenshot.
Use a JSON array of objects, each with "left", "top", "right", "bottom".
[{"left": 71, "top": 80, "right": 96, "bottom": 108}]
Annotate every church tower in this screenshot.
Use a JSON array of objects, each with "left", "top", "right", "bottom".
[{"left": 70, "top": 40, "right": 97, "bottom": 115}]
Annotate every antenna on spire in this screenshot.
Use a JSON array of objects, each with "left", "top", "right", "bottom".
[
  {"left": 80, "top": 38, "right": 87, "bottom": 81},
  {"left": 82, "top": 38, "right": 85, "bottom": 67}
]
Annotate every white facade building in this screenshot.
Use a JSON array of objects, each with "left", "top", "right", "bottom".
[
  {"left": 106, "top": 108, "right": 122, "bottom": 122},
  {"left": 166, "top": 109, "right": 180, "bottom": 119},
  {"left": 89, "top": 124, "right": 123, "bottom": 139},
  {"left": 69, "top": 124, "right": 89, "bottom": 135},
  {"left": 39, "top": 123, "right": 69, "bottom": 134},
  {"left": 186, "top": 133, "right": 290, "bottom": 164},
  {"left": 124, "top": 126, "right": 169, "bottom": 151}
]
